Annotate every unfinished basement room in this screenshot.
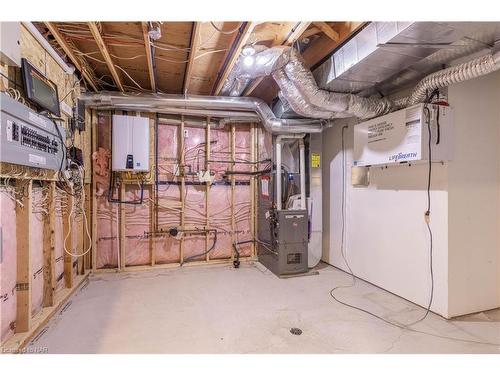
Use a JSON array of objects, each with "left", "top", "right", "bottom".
[{"left": 1, "top": 1, "right": 500, "bottom": 371}]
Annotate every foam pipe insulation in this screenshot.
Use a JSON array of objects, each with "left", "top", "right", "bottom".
[{"left": 80, "top": 92, "right": 326, "bottom": 134}]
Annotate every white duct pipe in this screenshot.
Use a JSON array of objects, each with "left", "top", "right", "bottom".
[
  {"left": 21, "top": 22, "right": 75, "bottom": 75},
  {"left": 81, "top": 92, "right": 326, "bottom": 134}
]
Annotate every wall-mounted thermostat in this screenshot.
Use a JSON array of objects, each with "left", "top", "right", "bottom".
[{"left": 112, "top": 114, "right": 150, "bottom": 172}]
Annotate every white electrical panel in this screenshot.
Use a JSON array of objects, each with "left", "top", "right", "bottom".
[
  {"left": 112, "top": 114, "right": 150, "bottom": 172},
  {"left": 0, "top": 22, "right": 21, "bottom": 66},
  {"left": 353, "top": 103, "right": 453, "bottom": 167}
]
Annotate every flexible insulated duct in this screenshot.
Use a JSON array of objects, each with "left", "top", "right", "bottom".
[
  {"left": 80, "top": 91, "right": 326, "bottom": 134},
  {"left": 231, "top": 46, "right": 500, "bottom": 120}
]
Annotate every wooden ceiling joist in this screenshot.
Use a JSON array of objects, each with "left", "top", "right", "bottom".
[
  {"left": 313, "top": 22, "right": 340, "bottom": 42},
  {"left": 142, "top": 22, "right": 157, "bottom": 92},
  {"left": 87, "top": 22, "right": 124, "bottom": 92},
  {"left": 243, "top": 21, "right": 311, "bottom": 97},
  {"left": 212, "top": 22, "right": 256, "bottom": 96},
  {"left": 44, "top": 22, "right": 98, "bottom": 92},
  {"left": 183, "top": 22, "right": 200, "bottom": 94}
]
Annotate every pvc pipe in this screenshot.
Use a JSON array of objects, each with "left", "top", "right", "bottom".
[{"left": 21, "top": 22, "right": 75, "bottom": 75}]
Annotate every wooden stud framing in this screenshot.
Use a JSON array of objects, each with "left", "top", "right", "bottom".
[
  {"left": 76, "top": 205, "right": 85, "bottom": 275},
  {"left": 313, "top": 22, "right": 340, "bottom": 42},
  {"left": 243, "top": 22, "right": 310, "bottom": 97},
  {"left": 250, "top": 123, "right": 257, "bottom": 258},
  {"left": 142, "top": 22, "right": 157, "bottom": 92},
  {"left": 15, "top": 180, "right": 32, "bottom": 333},
  {"left": 183, "top": 22, "right": 200, "bottom": 94},
  {"left": 149, "top": 184, "right": 156, "bottom": 266},
  {"left": 230, "top": 124, "right": 236, "bottom": 262},
  {"left": 179, "top": 116, "right": 186, "bottom": 263},
  {"left": 91, "top": 110, "right": 98, "bottom": 272},
  {"left": 87, "top": 22, "right": 124, "bottom": 92},
  {"left": 119, "top": 183, "right": 126, "bottom": 270},
  {"left": 63, "top": 193, "right": 74, "bottom": 289},
  {"left": 213, "top": 22, "right": 256, "bottom": 95},
  {"left": 42, "top": 181, "right": 56, "bottom": 308},
  {"left": 83, "top": 183, "right": 92, "bottom": 271},
  {"left": 205, "top": 117, "right": 211, "bottom": 261},
  {"left": 44, "top": 22, "right": 99, "bottom": 91}
]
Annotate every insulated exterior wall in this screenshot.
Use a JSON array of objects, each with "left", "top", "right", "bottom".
[{"left": 95, "top": 119, "right": 253, "bottom": 268}]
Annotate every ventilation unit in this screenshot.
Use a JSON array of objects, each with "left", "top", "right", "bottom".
[{"left": 353, "top": 104, "right": 453, "bottom": 167}]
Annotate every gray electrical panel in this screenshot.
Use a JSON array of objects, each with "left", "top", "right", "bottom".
[
  {"left": 257, "top": 173, "right": 309, "bottom": 277},
  {"left": 1, "top": 92, "right": 66, "bottom": 170}
]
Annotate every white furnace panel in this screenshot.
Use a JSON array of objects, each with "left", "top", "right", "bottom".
[
  {"left": 353, "top": 103, "right": 453, "bottom": 167},
  {"left": 112, "top": 114, "right": 150, "bottom": 172}
]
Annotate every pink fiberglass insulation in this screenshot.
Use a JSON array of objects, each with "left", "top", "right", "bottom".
[
  {"left": 124, "top": 186, "right": 151, "bottom": 266},
  {"left": 234, "top": 184, "right": 252, "bottom": 257},
  {"left": 208, "top": 184, "right": 232, "bottom": 259},
  {"left": 96, "top": 193, "right": 119, "bottom": 269},
  {"left": 157, "top": 124, "right": 179, "bottom": 182},
  {"left": 155, "top": 184, "right": 181, "bottom": 264},
  {"left": 182, "top": 185, "right": 207, "bottom": 262},
  {"left": 0, "top": 193, "right": 17, "bottom": 344},
  {"left": 184, "top": 126, "right": 206, "bottom": 178},
  {"left": 234, "top": 125, "right": 252, "bottom": 181},
  {"left": 210, "top": 125, "right": 230, "bottom": 182},
  {"left": 31, "top": 188, "right": 44, "bottom": 317}
]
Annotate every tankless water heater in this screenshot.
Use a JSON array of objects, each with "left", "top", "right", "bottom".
[{"left": 112, "top": 114, "right": 150, "bottom": 172}]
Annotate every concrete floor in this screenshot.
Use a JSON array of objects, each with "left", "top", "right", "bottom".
[{"left": 27, "top": 262, "right": 500, "bottom": 354}]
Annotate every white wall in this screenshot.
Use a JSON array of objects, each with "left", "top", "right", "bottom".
[
  {"left": 322, "top": 70, "right": 500, "bottom": 319},
  {"left": 447, "top": 71, "right": 500, "bottom": 317}
]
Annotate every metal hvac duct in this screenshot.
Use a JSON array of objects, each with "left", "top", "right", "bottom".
[
  {"left": 231, "top": 44, "right": 500, "bottom": 120},
  {"left": 80, "top": 92, "right": 326, "bottom": 134}
]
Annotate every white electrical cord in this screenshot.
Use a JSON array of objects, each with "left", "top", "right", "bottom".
[{"left": 62, "top": 164, "right": 92, "bottom": 258}]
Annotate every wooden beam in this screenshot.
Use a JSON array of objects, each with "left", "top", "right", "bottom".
[
  {"left": 142, "top": 22, "right": 156, "bottom": 92},
  {"left": 179, "top": 116, "right": 186, "bottom": 263},
  {"left": 91, "top": 110, "right": 98, "bottom": 272},
  {"left": 313, "top": 22, "right": 340, "bottom": 42},
  {"left": 119, "top": 183, "right": 126, "bottom": 270},
  {"left": 303, "top": 22, "right": 364, "bottom": 68},
  {"left": 183, "top": 22, "right": 200, "bottom": 94},
  {"left": 286, "top": 22, "right": 313, "bottom": 44},
  {"left": 205, "top": 117, "right": 211, "bottom": 261},
  {"left": 15, "top": 180, "right": 32, "bottom": 333},
  {"left": 44, "top": 22, "right": 98, "bottom": 92},
  {"left": 42, "top": 181, "right": 56, "bottom": 308},
  {"left": 87, "top": 22, "right": 124, "bottom": 92},
  {"left": 301, "top": 26, "right": 322, "bottom": 39},
  {"left": 213, "top": 22, "right": 256, "bottom": 95},
  {"left": 244, "top": 22, "right": 310, "bottom": 97},
  {"left": 63, "top": 193, "right": 74, "bottom": 289}
]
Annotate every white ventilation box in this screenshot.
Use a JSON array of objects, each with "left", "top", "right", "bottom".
[
  {"left": 0, "top": 22, "right": 21, "bottom": 66},
  {"left": 353, "top": 103, "right": 453, "bottom": 167},
  {"left": 112, "top": 114, "right": 150, "bottom": 172}
]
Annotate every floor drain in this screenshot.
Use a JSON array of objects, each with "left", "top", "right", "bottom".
[{"left": 290, "top": 327, "right": 302, "bottom": 335}]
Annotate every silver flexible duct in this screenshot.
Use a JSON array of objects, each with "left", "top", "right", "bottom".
[
  {"left": 234, "top": 46, "right": 500, "bottom": 120},
  {"left": 80, "top": 91, "right": 326, "bottom": 134},
  {"left": 404, "top": 50, "right": 500, "bottom": 106}
]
